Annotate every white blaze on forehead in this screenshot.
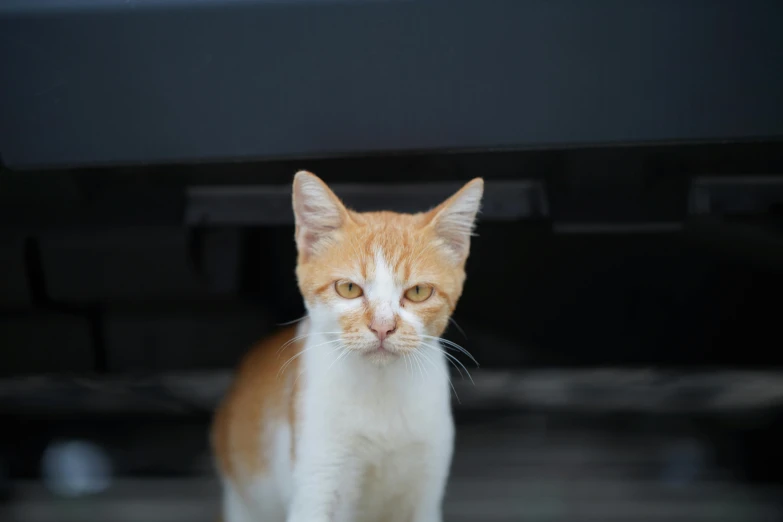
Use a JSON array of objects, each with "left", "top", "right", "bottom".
[
  {"left": 367, "top": 248, "right": 425, "bottom": 331},
  {"left": 367, "top": 249, "right": 402, "bottom": 316}
]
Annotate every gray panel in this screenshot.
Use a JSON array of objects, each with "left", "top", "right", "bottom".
[
  {"left": 0, "top": 238, "right": 31, "bottom": 307},
  {"left": 689, "top": 176, "right": 783, "bottom": 216},
  {"left": 2, "top": 369, "right": 782, "bottom": 414},
  {"left": 1, "top": 0, "right": 782, "bottom": 168},
  {"left": 105, "top": 304, "right": 269, "bottom": 372},
  {"left": 0, "top": 314, "right": 92, "bottom": 375},
  {"left": 186, "top": 180, "right": 548, "bottom": 225},
  {"left": 38, "top": 228, "right": 240, "bottom": 303}
]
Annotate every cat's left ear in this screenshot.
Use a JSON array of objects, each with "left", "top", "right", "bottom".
[
  {"left": 292, "top": 171, "right": 350, "bottom": 258},
  {"left": 427, "top": 178, "right": 484, "bottom": 263}
]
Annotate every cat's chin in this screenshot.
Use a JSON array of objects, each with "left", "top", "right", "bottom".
[{"left": 360, "top": 344, "right": 400, "bottom": 366}]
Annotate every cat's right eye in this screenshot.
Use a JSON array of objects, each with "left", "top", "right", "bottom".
[{"left": 335, "top": 281, "right": 364, "bottom": 299}]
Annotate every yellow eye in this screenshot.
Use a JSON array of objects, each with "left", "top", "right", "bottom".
[
  {"left": 335, "top": 281, "right": 363, "bottom": 299},
  {"left": 404, "top": 284, "right": 434, "bottom": 303}
]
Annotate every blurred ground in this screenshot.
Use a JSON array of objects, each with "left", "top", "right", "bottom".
[{"left": 2, "top": 410, "right": 781, "bottom": 522}]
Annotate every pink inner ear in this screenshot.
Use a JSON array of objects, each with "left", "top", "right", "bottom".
[
  {"left": 428, "top": 180, "right": 483, "bottom": 260},
  {"left": 294, "top": 185, "right": 345, "bottom": 233},
  {"left": 293, "top": 176, "right": 348, "bottom": 258},
  {"left": 297, "top": 200, "right": 329, "bottom": 231},
  {"left": 298, "top": 229, "right": 318, "bottom": 255},
  {"left": 296, "top": 218, "right": 342, "bottom": 259}
]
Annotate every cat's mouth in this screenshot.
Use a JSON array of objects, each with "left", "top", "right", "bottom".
[
  {"left": 365, "top": 341, "right": 399, "bottom": 357},
  {"left": 373, "top": 342, "right": 392, "bottom": 353},
  {"left": 361, "top": 344, "right": 399, "bottom": 365}
]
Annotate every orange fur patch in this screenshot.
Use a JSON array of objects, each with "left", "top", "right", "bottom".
[{"left": 211, "top": 325, "right": 302, "bottom": 480}]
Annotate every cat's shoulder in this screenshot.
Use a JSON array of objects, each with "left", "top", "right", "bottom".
[
  {"left": 236, "top": 324, "right": 302, "bottom": 379},
  {"left": 211, "top": 324, "right": 303, "bottom": 477}
]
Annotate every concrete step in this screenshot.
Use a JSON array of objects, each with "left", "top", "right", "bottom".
[{"left": 2, "top": 477, "right": 779, "bottom": 522}]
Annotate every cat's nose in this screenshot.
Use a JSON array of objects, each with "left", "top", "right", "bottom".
[{"left": 369, "top": 318, "right": 397, "bottom": 341}]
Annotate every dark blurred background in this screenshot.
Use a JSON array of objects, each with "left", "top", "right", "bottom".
[{"left": 2, "top": 1, "right": 783, "bottom": 521}]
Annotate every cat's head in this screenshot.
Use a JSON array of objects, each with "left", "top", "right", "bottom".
[{"left": 293, "top": 171, "right": 483, "bottom": 365}]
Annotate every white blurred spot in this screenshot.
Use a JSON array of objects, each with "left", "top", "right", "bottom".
[
  {"left": 660, "top": 438, "right": 705, "bottom": 488},
  {"left": 41, "top": 440, "right": 112, "bottom": 497}
]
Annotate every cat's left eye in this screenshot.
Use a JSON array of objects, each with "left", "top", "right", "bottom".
[
  {"left": 335, "top": 281, "right": 363, "bottom": 299},
  {"left": 404, "top": 284, "right": 434, "bottom": 303}
]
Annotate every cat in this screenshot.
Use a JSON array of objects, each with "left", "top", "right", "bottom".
[{"left": 211, "top": 171, "right": 483, "bottom": 522}]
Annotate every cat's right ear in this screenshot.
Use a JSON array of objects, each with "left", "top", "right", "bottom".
[{"left": 292, "top": 171, "right": 349, "bottom": 258}]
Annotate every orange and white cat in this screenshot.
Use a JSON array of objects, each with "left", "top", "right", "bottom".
[{"left": 212, "top": 171, "right": 483, "bottom": 522}]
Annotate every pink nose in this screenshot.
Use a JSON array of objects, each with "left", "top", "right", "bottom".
[{"left": 369, "top": 318, "right": 397, "bottom": 341}]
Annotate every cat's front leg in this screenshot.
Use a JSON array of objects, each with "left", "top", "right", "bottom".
[
  {"left": 286, "top": 449, "right": 362, "bottom": 522},
  {"left": 411, "top": 507, "right": 442, "bottom": 522},
  {"left": 409, "top": 438, "right": 453, "bottom": 522},
  {"left": 410, "top": 486, "right": 445, "bottom": 522}
]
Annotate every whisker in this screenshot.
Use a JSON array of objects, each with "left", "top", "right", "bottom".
[
  {"left": 277, "top": 314, "right": 308, "bottom": 326},
  {"left": 422, "top": 343, "right": 463, "bottom": 380},
  {"left": 411, "top": 351, "right": 426, "bottom": 381},
  {"left": 326, "top": 346, "right": 351, "bottom": 374},
  {"left": 418, "top": 345, "right": 461, "bottom": 403},
  {"left": 447, "top": 375, "right": 460, "bottom": 403},
  {"left": 277, "top": 333, "right": 312, "bottom": 354},
  {"left": 277, "top": 339, "right": 342, "bottom": 377},
  {"left": 442, "top": 351, "right": 474, "bottom": 385},
  {"left": 448, "top": 317, "right": 467, "bottom": 339},
  {"left": 419, "top": 352, "right": 432, "bottom": 381},
  {"left": 442, "top": 342, "right": 480, "bottom": 367},
  {"left": 426, "top": 344, "right": 474, "bottom": 385},
  {"left": 276, "top": 331, "right": 342, "bottom": 354},
  {"left": 292, "top": 344, "right": 342, "bottom": 386},
  {"left": 438, "top": 364, "right": 461, "bottom": 403},
  {"left": 415, "top": 348, "right": 438, "bottom": 380},
  {"left": 432, "top": 338, "right": 478, "bottom": 364},
  {"left": 419, "top": 335, "right": 479, "bottom": 367},
  {"left": 278, "top": 349, "right": 308, "bottom": 377}
]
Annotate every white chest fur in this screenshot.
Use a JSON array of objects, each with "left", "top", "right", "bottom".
[{"left": 291, "top": 332, "right": 455, "bottom": 522}]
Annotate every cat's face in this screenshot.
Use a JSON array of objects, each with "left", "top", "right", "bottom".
[{"left": 293, "top": 172, "right": 483, "bottom": 366}]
